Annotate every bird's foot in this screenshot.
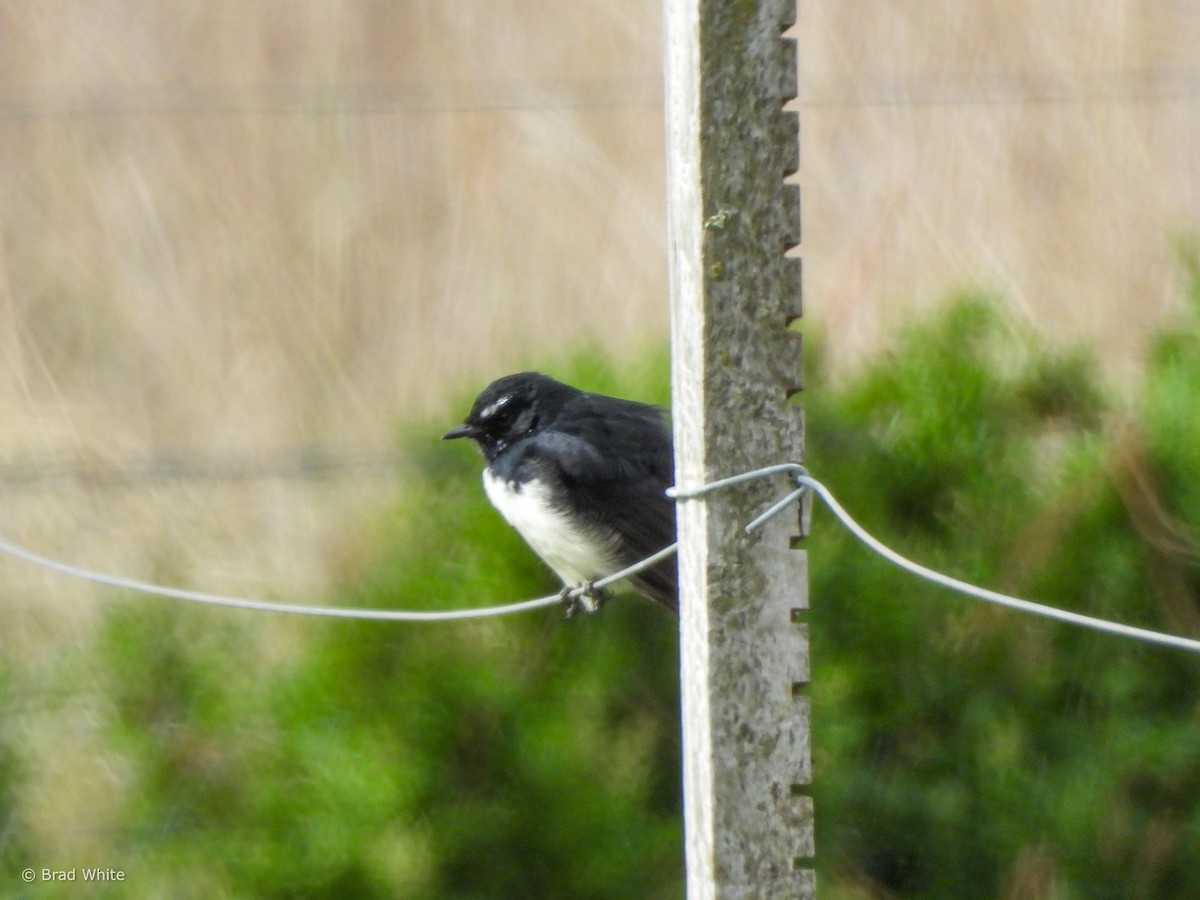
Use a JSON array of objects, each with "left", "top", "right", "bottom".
[{"left": 560, "top": 581, "right": 608, "bottom": 618}]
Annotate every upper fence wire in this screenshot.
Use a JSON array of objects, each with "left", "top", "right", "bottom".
[{"left": 1, "top": 66, "right": 1199, "bottom": 120}]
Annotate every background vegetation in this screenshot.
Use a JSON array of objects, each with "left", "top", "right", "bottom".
[
  {"left": 805, "top": 272, "right": 1200, "bottom": 898},
  {"left": 6, "top": 277, "right": 1200, "bottom": 896},
  {"left": 2, "top": 2, "right": 1200, "bottom": 897}
]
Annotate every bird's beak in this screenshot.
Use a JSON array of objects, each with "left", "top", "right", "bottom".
[{"left": 442, "top": 423, "right": 478, "bottom": 441}]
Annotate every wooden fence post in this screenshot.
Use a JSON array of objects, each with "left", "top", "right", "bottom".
[{"left": 663, "top": 0, "right": 813, "bottom": 896}]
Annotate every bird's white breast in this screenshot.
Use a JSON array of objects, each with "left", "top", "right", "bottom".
[{"left": 482, "top": 469, "right": 620, "bottom": 587}]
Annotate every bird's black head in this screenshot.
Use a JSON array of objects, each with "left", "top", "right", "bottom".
[{"left": 443, "top": 372, "right": 579, "bottom": 462}]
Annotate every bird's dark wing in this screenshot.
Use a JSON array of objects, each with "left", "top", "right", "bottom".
[{"left": 530, "top": 394, "right": 677, "bottom": 611}]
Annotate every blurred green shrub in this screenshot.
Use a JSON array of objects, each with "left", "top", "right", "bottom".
[
  {"left": 96, "top": 349, "right": 683, "bottom": 900},
  {"left": 806, "top": 283, "right": 1200, "bottom": 899},
  {"left": 85, "top": 282, "right": 1200, "bottom": 898}
]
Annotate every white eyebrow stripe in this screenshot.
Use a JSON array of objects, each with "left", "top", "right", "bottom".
[{"left": 480, "top": 395, "right": 513, "bottom": 420}]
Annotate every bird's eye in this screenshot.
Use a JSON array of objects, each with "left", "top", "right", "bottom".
[{"left": 480, "top": 395, "right": 518, "bottom": 428}]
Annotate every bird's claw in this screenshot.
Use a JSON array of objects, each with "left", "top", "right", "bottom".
[{"left": 560, "top": 581, "right": 608, "bottom": 618}]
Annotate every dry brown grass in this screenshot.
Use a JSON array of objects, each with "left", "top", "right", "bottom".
[
  {"left": 801, "top": 1, "right": 1200, "bottom": 377},
  {"left": 1, "top": 0, "right": 1199, "bottom": 869},
  {"left": 1, "top": 1, "right": 1195, "bottom": 485},
  {"left": 0, "top": 1, "right": 667, "bottom": 627}
]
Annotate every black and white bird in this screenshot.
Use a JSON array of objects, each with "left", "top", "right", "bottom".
[{"left": 443, "top": 372, "right": 677, "bottom": 615}]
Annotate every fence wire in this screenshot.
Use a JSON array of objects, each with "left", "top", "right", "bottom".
[
  {"left": 1, "top": 66, "right": 1200, "bottom": 120},
  {"left": 2, "top": 463, "right": 1199, "bottom": 653},
  {"left": 0, "top": 448, "right": 403, "bottom": 488}
]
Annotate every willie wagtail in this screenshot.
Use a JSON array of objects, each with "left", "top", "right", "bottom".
[{"left": 443, "top": 372, "right": 677, "bottom": 615}]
